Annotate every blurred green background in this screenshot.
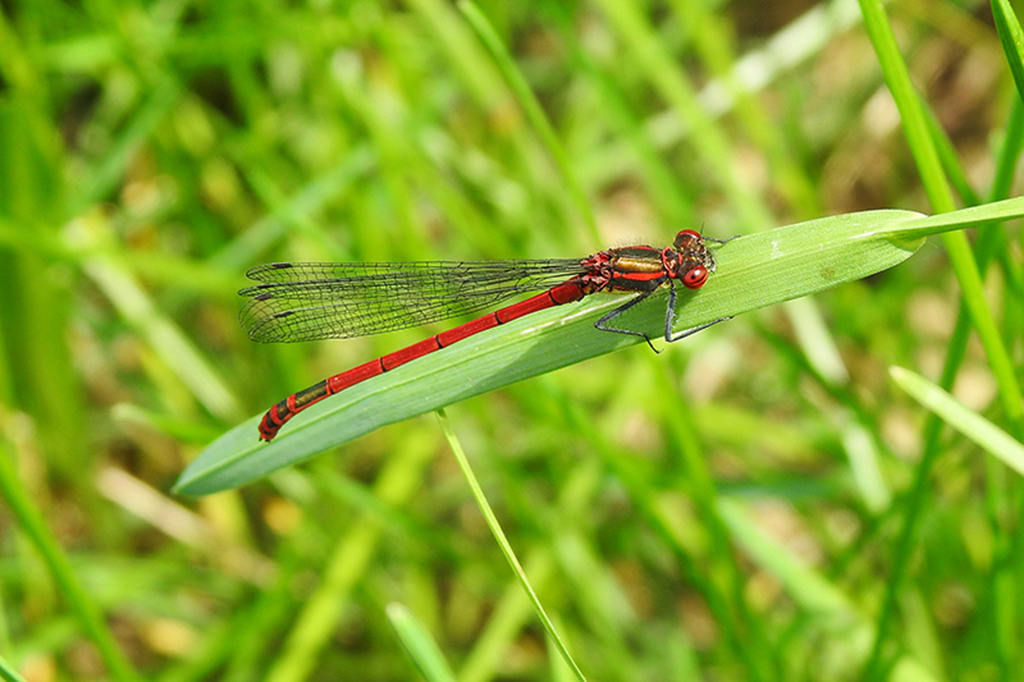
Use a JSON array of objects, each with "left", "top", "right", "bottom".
[{"left": 1, "top": 0, "right": 1022, "bottom": 680}]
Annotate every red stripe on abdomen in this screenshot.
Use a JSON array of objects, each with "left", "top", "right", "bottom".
[{"left": 256, "top": 280, "right": 587, "bottom": 441}]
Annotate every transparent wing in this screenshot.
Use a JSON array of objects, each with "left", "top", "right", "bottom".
[{"left": 239, "top": 259, "right": 586, "bottom": 343}]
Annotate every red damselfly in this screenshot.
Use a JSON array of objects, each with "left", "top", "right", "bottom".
[{"left": 240, "top": 230, "right": 726, "bottom": 441}]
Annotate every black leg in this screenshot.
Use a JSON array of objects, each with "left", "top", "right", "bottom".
[
  {"left": 595, "top": 286, "right": 732, "bottom": 349},
  {"left": 665, "top": 316, "right": 732, "bottom": 342},
  {"left": 662, "top": 277, "right": 731, "bottom": 342},
  {"left": 594, "top": 291, "right": 660, "bottom": 353},
  {"left": 663, "top": 280, "right": 678, "bottom": 341}
]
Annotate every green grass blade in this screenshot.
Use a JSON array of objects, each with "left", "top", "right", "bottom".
[
  {"left": 0, "top": 440, "right": 139, "bottom": 682},
  {"left": 436, "top": 409, "right": 587, "bottom": 682},
  {"left": 176, "top": 200, "right": 1024, "bottom": 495},
  {"left": 859, "top": 0, "right": 1024, "bottom": 444},
  {"left": 263, "top": 436, "right": 437, "bottom": 682},
  {"left": 992, "top": 0, "right": 1024, "bottom": 105},
  {"left": 0, "top": 655, "right": 27, "bottom": 682},
  {"left": 459, "top": 1, "right": 599, "bottom": 245},
  {"left": 890, "top": 367, "right": 1024, "bottom": 476},
  {"left": 386, "top": 603, "right": 458, "bottom": 682},
  {"left": 81, "top": 247, "right": 243, "bottom": 422},
  {"left": 719, "top": 499, "right": 941, "bottom": 682},
  {"left": 592, "top": 0, "right": 770, "bottom": 230},
  {"left": 857, "top": 0, "right": 951, "bottom": 211}
]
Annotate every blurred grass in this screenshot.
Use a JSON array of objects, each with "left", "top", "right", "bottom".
[{"left": 0, "top": 1, "right": 1023, "bottom": 681}]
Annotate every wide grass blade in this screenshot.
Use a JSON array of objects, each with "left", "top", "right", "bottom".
[{"left": 176, "top": 198, "right": 1024, "bottom": 494}]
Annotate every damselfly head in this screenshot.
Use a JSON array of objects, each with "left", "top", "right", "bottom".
[{"left": 672, "top": 229, "right": 716, "bottom": 289}]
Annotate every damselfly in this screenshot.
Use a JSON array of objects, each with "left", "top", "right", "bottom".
[{"left": 240, "top": 230, "right": 725, "bottom": 441}]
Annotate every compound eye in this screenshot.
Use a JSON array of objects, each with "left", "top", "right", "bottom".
[
  {"left": 682, "top": 265, "right": 709, "bottom": 289},
  {"left": 674, "top": 229, "right": 703, "bottom": 250}
]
